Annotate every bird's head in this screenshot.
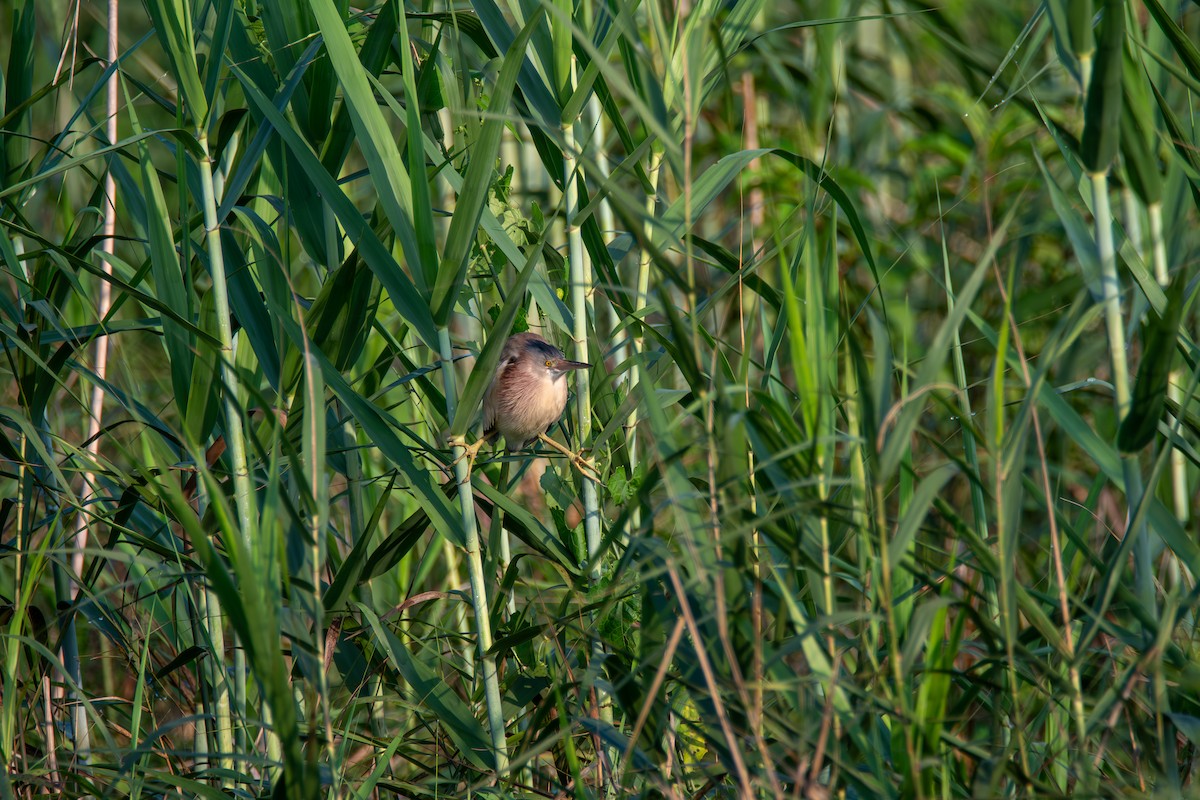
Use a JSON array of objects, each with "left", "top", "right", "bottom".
[{"left": 508, "top": 333, "right": 590, "bottom": 379}]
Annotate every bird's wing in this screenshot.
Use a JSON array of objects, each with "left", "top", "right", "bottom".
[
  {"left": 481, "top": 358, "right": 511, "bottom": 437},
  {"left": 482, "top": 388, "right": 496, "bottom": 436}
]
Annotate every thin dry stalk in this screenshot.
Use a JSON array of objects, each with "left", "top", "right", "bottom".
[
  {"left": 618, "top": 616, "right": 685, "bottom": 787},
  {"left": 41, "top": 674, "right": 60, "bottom": 792},
  {"left": 990, "top": 260, "right": 1087, "bottom": 752},
  {"left": 666, "top": 563, "right": 754, "bottom": 799}
]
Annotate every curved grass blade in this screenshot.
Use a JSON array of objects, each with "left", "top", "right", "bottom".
[{"left": 1141, "top": 0, "right": 1200, "bottom": 82}]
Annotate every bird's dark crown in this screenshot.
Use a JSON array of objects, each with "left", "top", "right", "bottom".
[{"left": 522, "top": 337, "right": 565, "bottom": 361}]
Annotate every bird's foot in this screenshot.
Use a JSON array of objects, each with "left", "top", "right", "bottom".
[
  {"left": 447, "top": 434, "right": 486, "bottom": 472},
  {"left": 536, "top": 434, "right": 601, "bottom": 483}
]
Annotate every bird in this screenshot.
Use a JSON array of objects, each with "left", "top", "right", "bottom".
[{"left": 482, "top": 332, "right": 591, "bottom": 450}]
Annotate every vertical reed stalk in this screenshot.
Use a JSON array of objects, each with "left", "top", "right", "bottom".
[
  {"left": 1076, "top": 0, "right": 1155, "bottom": 622},
  {"left": 72, "top": 0, "right": 120, "bottom": 590},
  {"left": 989, "top": 260, "right": 1025, "bottom": 764},
  {"left": 564, "top": 56, "right": 615, "bottom": 789},
  {"left": 197, "top": 130, "right": 251, "bottom": 777},
  {"left": 1148, "top": 203, "right": 1168, "bottom": 287},
  {"left": 626, "top": 146, "right": 663, "bottom": 535},
  {"left": 40, "top": 674, "right": 59, "bottom": 788},
  {"left": 198, "top": 146, "right": 255, "bottom": 551},
  {"left": 740, "top": 66, "right": 766, "bottom": 744},
  {"left": 991, "top": 235, "right": 1089, "bottom": 760},
  {"left": 51, "top": 547, "right": 88, "bottom": 762},
  {"left": 439, "top": 328, "right": 509, "bottom": 774},
  {"left": 588, "top": 96, "right": 622, "bottom": 368},
  {"left": 302, "top": 350, "right": 336, "bottom": 776},
  {"left": 200, "top": 583, "right": 230, "bottom": 782},
  {"left": 444, "top": 538, "right": 474, "bottom": 679},
  {"left": 1091, "top": 172, "right": 1153, "bottom": 609},
  {"left": 1149, "top": 203, "right": 1189, "bottom": 527},
  {"left": 3, "top": 434, "right": 30, "bottom": 768},
  {"left": 564, "top": 87, "right": 600, "bottom": 576},
  {"left": 62, "top": 0, "right": 122, "bottom": 765},
  {"left": 1068, "top": 0, "right": 1095, "bottom": 93}
]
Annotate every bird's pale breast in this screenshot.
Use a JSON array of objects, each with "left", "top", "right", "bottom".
[{"left": 491, "top": 370, "right": 569, "bottom": 448}]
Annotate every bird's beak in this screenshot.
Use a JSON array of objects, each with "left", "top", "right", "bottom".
[{"left": 557, "top": 359, "right": 591, "bottom": 371}]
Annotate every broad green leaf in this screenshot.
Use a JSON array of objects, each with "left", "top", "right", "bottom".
[
  {"left": 1067, "top": 0, "right": 1095, "bottom": 64},
  {"left": 0, "top": 407, "right": 78, "bottom": 503},
  {"left": 302, "top": 349, "right": 328, "bottom": 540},
  {"left": 321, "top": 0, "right": 399, "bottom": 173},
  {"left": 219, "top": 228, "right": 282, "bottom": 388},
  {"left": 141, "top": 0, "right": 208, "bottom": 124},
  {"left": 560, "top": 12, "right": 624, "bottom": 124},
  {"left": 1142, "top": 0, "right": 1200, "bottom": 83},
  {"left": 1040, "top": 383, "right": 1200, "bottom": 574},
  {"left": 888, "top": 463, "right": 959, "bottom": 571},
  {"left": 397, "top": 3, "right": 439, "bottom": 292},
  {"left": 1079, "top": 0, "right": 1124, "bottom": 173},
  {"left": 1118, "top": 268, "right": 1189, "bottom": 451},
  {"left": 126, "top": 89, "right": 194, "bottom": 409},
  {"left": 431, "top": 8, "right": 546, "bottom": 324},
  {"left": 472, "top": 0, "right": 561, "bottom": 128},
  {"left": 1149, "top": 77, "right": 1200, "bottom": 208},
  {"left": 309, "top": 0, "right": 427, "bottom": 291},
  {"left": 183, "top": 290, "right": 220, "bottom": 445},
  {"left": 203, "top": 0, "right": 236, "bottom": 103},
  {"left": 216, "top": 38, "right": 314, "bottom": 224},
  {"left": 655, "top": 148, "right": 881, "bottom": 287},
  {"left": 475, "top": 479, "right": 583, "bottom": 574},
  {"left": 231, "top": 64, "right": 440, "bottom": 349},
  {"left": 1120, "top": 55, "right": 1162, "bottom": 206},
  {"left": 145, "top": 436, "right": 316, "bottom": 800},
  {"left": 288, "top": 242, "right": 383, "bottom": 390},
  {"left": 1035, "top": 150, "right": 1101, "bottom": 297},
  {"left": 1, "top": 0, "right": 35, "bottom": 178},
  {"left": 360, "top": 494, "right": 446, "bottom": 584}
]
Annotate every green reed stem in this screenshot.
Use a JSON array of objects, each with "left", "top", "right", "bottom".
[
  {"left": 197, "top": 130, "right": 247, "bottom": 781},
  {"left": 1091, "top": 171, "right": 1154, "bottom": 612},
  {"left": 439, "top": 327, "right": 509, "bottom": 774}
]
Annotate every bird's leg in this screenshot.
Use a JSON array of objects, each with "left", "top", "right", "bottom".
[{"left": 536, "top": 433, "right": 601, "bottom": 483}]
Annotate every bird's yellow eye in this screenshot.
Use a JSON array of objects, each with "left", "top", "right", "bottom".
[{"left": 545, "top": 359, "right": 554, "bottom": 368}]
